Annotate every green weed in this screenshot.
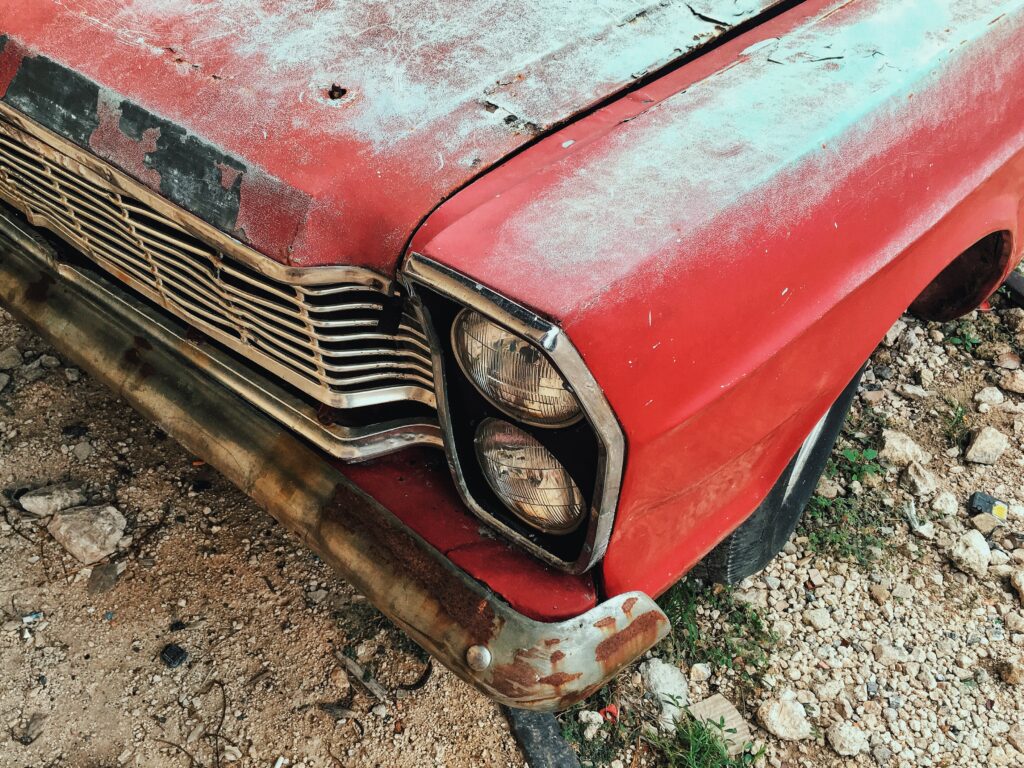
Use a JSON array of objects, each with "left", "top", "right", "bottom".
[
  {"left": 942, "top": 396, "right": 971, "bottom": 449},
  {"left": 643, "top": 714, "right": 765, "bottom": 768},
  {"left": 561, "top": 696, "right": 763, "bottom": 768},
  {"left": 799, "top": 494, "right": 886, "bottom": 564},
  {"left": 658, "top": 580, "right": 776, "bottom": 695},
  {"left": 835, "top": 447, "right": 880, "bottom": 481},
  {"left": 944, "top": 319, "right": 982, "bottom": 352}
]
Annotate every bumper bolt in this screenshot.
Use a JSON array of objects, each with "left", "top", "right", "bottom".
[{"left": 466, "top": 644, "right": 491, "bottom": 671}]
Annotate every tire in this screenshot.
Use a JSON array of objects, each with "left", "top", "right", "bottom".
[{"left": 694, "top": 367, "right": 864, "bottom": 585}]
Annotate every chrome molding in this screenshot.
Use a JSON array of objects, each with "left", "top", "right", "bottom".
[{"left": 402, "top": 253, "right": 625, "bottom": 573}]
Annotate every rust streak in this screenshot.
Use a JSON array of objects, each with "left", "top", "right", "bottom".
[
  {"left": 490, "top": 650, "right": 542, "bottom": 698},
  {"left": 538, "top": 671, "right": 582, "bottom": 688},
  {"left": 23, "top": 272, "right": 52, "bottom": 303},
  {"left": 595, "top": 611, "right": 667, "bottom": 668},
  {"left": 622, "top": 596, "right": 638, "bottom": 617},
  {"left": 324, "top": 485, "right": 501, "bottom": 647}
]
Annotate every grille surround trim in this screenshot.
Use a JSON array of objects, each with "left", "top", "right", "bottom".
[{"left": 0, "top": 103, "right": 435, "bottom": 410}]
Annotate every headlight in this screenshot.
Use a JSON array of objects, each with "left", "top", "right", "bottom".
[
  {"left": 474, "top": 418, "right": 586, "bottom": 533},
  {"left": 452, "top": 309, "right": 582, "bottom": 427}
]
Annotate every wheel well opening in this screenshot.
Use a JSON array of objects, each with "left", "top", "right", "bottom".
[{"left": 909, "top": 230, "right": 1014, "bottom": 322}]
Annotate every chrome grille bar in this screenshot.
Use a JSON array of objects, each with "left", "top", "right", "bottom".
[{"left": 0, "top": 107, "right": 434, "bottom": 410}]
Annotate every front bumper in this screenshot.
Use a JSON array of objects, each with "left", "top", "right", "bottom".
[{"left": 0, "top": 210, "right": 669, "bottom": 710}]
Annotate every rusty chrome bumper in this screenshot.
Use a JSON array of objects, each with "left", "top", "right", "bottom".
[{"left": 0, "top": 210, "right": 670, "bottom": 710}]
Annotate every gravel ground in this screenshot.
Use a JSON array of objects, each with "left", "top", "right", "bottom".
[
  {"left": 4, "top": 289, "right": 1024, "bottom": 768},
  {"left": 0, "top": 307, "right": 523, "bottom": 767}
]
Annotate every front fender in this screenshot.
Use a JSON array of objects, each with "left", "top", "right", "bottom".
[{"left": 409, "top": 0, "right": 1024, "bottom": 597}]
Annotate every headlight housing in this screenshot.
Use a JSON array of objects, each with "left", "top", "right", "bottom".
[
  {"left": 451, "top": 308, "right": 582, "bottom": 427},
  {"left": 403, "top": 254, "right": 625, "bottom": 573},
  {"left": 475, "top": 418, "right": 586, "bottom": 532}
]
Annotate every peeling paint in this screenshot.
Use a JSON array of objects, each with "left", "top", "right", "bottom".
[
  {"left": 116, "top": 99, "right": 246, "bottom": 233},
  {"left": 88, "top": 95, "right": 162, "bottom": 189},
  {"left": 4, "top": 53, "right": 101, "bottom": 146},
  {"left": 2, "top": 0, "right": 786, "bottom": 270},
  {"left": 215, "top": 161, "right": 242, "bottom": 192}
]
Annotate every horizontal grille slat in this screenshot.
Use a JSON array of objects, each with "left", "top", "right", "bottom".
[{"left": 0, "top": 114, "right": 435, "bottom": 409}]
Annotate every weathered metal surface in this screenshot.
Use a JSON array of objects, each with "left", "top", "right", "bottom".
[
  {"left": 0, "top": 214, "right": 667, "bottom": 708},
  {"left": 410, "top": 0, "right": 1024, "bottom": 597},
  {"left": 1, "top": 1, "right": 788, "bottom": 271},
  {"left": 0, "top": 207, "right": 441, "bottom": 461}
]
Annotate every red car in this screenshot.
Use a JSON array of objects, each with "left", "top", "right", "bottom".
[{"left": 1, "top": 0, "right": 1021, "bottom": 710}]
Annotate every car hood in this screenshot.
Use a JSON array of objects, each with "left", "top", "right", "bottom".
[{"left": 1, "top": 0, "right": 783, "bottom": 274}]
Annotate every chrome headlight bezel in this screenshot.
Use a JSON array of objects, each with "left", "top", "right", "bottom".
[{"left": 402, "top": 253, "right": 625, "bottom": 574}]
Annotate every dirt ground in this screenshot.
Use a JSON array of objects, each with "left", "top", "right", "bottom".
[{"left": 0, "top": 306, "right": 524, "bottom": 767}]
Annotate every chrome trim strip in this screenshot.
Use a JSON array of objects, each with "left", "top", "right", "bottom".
[
  {"left": 0, "top": 207, "right": 443, "bottom": 461},
  {"left": 402, "top": 253, "right": 625, "bottom": 574}
]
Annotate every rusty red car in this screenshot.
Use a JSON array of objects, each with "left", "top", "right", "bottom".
[{"left": 1, "top": 0, "right": 1022, "bottom": 710}]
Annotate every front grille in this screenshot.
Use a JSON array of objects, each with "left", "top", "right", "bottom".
[{"left": 0, "top": 110, "right": 434, "bottom": 410}]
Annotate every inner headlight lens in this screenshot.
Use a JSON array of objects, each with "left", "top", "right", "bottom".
[
  {"left": 474, "top": 418, "right": 586, "bottom": 533},
  {"left": 452, "top": 309, "right": 582, "bottom": 427}
]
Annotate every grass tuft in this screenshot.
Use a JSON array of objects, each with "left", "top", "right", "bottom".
[
  {"left": 657, "top": 580, "right": 776, "bottom": 695},
  {"left": 799, "top": 494, "right": 886, "bottom": 564},
  {"left": 643, "top": 714, "right": 765, "bottom": 768}
]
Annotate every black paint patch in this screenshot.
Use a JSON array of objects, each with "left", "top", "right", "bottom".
[
  {"left": 3, "top": 55, "right": 100, "bottom": 146},
  {"left": 0, "top": 34, "right": 9, "bottom": 54},
  {"left": 118, "top": 100, "right": 246, "bottom": 233}
]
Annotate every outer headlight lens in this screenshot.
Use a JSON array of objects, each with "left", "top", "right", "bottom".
[
  {"left": 474, "top": 418, "right": 586, "bottom": 533},
  {"left": 452, "top": 309, "right": 582, "bottom": 427}
]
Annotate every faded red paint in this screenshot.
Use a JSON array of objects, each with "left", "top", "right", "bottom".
[
  {"left": 232, "top": 173, "right": 310, "bottom": 259},
  {"left": 1, "top": 0, "right": 784, "bottom": 270},
  {"left": 0, "top": 38, "right": 25, "bottom": 98},
  {"left": 6, "top": 0, "right": 1023, "bottom": 648},
  {"left": 88, "top": 97, "right": 161, "bottom": 189}
]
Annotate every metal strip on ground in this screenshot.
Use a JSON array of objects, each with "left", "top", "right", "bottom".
[{"left": 502, "top": 707, "right": 581, "bottom": 768}]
